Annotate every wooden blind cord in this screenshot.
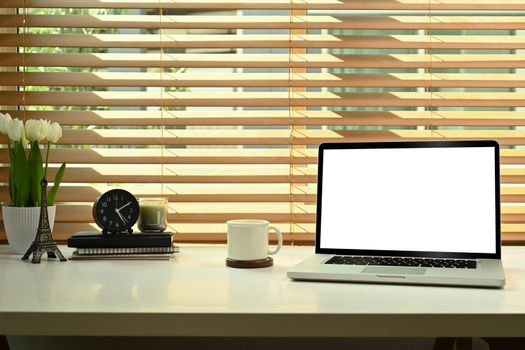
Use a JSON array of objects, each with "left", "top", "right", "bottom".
[
  {"left": 288, "top": 4, "right": 294, "bottom": 244},
  {"left": 21, "top": 0, "right": 26, "bottom": 123},
  {"left": 428, "top": 0, "right": 434, "bottom": 138},
  {"left": 159, "top": 4, "right": 165, "bottom": 202}
]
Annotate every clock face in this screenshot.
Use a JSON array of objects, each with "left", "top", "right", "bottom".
[{"left": 93, "top": 189, "right": 139, "bottom": 233}]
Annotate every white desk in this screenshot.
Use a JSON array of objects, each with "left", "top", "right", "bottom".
[{"left": 0, "top": 245, "right": 524, "bottom": 338}]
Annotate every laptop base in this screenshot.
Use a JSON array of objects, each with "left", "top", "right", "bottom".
[{"left": 287, "top": 254, "right": 505, "bottom": 288}]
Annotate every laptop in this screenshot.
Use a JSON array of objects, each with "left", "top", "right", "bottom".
[{"left": 287, "top": 140, "right": 505, "bottom": 288}]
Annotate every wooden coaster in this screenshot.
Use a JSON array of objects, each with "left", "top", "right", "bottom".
[{"left": 226, "top": 257, "right": 273, "bottom": 268}]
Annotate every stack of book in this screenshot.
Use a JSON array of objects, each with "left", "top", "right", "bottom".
[{"left": 67, "top": 232, "right": 178, "bottom": 260}]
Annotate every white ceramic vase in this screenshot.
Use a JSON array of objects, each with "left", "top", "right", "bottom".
[{"left": 2, "top": 205, "right": 56, "bottom": 255}]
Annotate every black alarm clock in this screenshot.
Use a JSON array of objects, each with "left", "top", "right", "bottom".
[{"left": 92, "top": 189, "right": 140, "bottom": 234}]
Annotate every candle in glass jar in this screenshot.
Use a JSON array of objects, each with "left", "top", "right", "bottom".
[{"left": 138, "top": 198, "right": 168, "bottom": 232}]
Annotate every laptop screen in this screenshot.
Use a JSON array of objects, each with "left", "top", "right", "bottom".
[{"left": 317, "top": 141, "right": 499, "bottom": 257}]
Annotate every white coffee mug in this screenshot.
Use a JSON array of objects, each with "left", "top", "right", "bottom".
[{"left": 227, "top": 219, "right": 283, "bottom": 261}]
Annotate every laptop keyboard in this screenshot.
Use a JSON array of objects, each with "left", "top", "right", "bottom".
[{"left": 325, "top": 256, "right": 477, "bottom": 269}]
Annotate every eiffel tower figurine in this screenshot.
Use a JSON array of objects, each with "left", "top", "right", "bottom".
[{"left": 22, "top": 177, "right": 66, "bottom": 263}]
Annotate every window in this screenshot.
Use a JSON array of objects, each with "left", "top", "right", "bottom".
[{"left": 1, "top": 0, "right": 524, "bottom": 244}]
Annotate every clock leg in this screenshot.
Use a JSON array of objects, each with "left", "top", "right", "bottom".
[
  {"left": 128, "top": 228, "right": 133, "bottom": 234},
  {"left": 0, "top": 335, "right": 9, "bottom": 350}
]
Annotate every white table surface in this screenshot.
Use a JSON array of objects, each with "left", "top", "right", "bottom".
[{"left": 1, "top": 245, "right": 525, "bottom": 337}]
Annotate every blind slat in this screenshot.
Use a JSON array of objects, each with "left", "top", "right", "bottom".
[
  {"left": 0, "top": 224, "right": 313, "bottom": 243},
  {"left": 5, "top": 0, "right": 525, "bottom": 10},
  {"left": 4, "top": 53, "right": 525, "bottom": 69},
  {"left": 0, "top": 148, "right": 316, "bottom": 164},
  {"left": 7, "top": 202, "right": 523, "bottom": 224},
  {"left": 6, "top": 15, "right": 525, "bottom": 30},
  {"left": 14, "top": 147, "right": 525, "bottom": 164},
  {"left": 2, "top": 147, "right": 523, "bottom": 166},
  {"left": 3, "top": 91, "right": 525, "bottom": 107},
  {"left": 0, "top": 203, "right": 314, "bottom": 223},
  {"left": 3, "top": 147, "right": 524, "bottom": 165},
  {"left": 0, "top": 129, "right": 522, "bottom": 146},
  {"left": 8, "top": 110, "right": 525, "bottom": 127},
  {"left": 4, "top": 34, "right": 525, "bottom": 50},
  {"left": 3, "top": 183, "right": 523, "bottom": 204},
  {"left": 7, "top": 72, "right": 525, "bottom": 88},
  {"left": 2, "top": 224, "right": 524, "bottom": 245},
  {"left": 13, "top": 202, "right": 520, "bottom": 224},
  {"left": 63, "top": 129, "right": 525, "bottom": 147},
  {"left": 13, "top": 184, "right": 316, "bottom": 203},
  {"left": 0, "top": 166, "right": 317, "bottom": 184}
]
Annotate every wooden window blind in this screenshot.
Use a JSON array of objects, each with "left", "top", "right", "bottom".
[{"left": 1, "top": 0, "right": 525, "bottom": 244}]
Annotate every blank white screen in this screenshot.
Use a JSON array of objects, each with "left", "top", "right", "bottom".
[{"left": 319, "top": 147, "right": 496, "bottom": 254}]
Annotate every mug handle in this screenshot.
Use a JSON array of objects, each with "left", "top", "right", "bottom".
[{"left": 267, "top": 225, "right": 282, "bottom": 255}]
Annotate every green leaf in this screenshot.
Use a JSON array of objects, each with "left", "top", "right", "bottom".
[
  {"left": 8, "top": 146, "right": 15, "bottom": 203},
  {"left": 28, "top": 141, "right": 44, "bottom": 207},
  {"left": 8, "top": 146, "right": 15, "bottom": 162},
  {"left": 12, "top": 142, "right": 30, "bottom": 207},
  {"left": 8, "top": 163, "right": 14, "bottom": 205},
  {"left": 48, "top": 162, "right": 66, "bottom": 206}
]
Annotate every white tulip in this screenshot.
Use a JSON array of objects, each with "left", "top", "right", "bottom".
[
  {"left": 25, "top": 119, "right": 49, "bottom": 142},
  {"left": 0, "top": 113, "right": 12, "bottom": 135},
  {"left": 7, "top": 118, "right": 24, "bottom": 142},
  {"left": 46, "top": 122, "right": 62, "bottom": 143}
]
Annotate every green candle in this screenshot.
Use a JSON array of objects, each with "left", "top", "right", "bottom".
[{"left": 138, "top": 198, "right": 168, "bottom": 232}]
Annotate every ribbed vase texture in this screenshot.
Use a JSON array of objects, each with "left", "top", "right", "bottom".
[{"left": 2, "top": 206, "right": 56, "bottom": 255}]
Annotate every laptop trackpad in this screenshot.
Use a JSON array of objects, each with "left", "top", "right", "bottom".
[{"left": 362, "top": 266, "right": 427, "bottom": 275}]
